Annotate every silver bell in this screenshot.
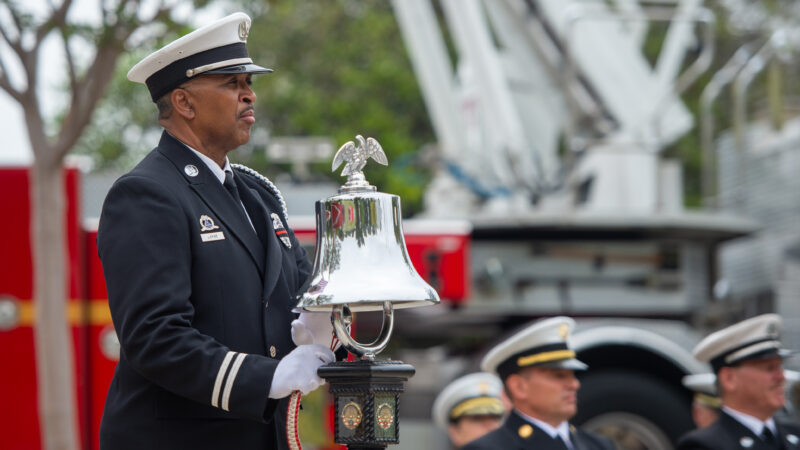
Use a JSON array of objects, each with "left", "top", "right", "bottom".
[{"left": 296, "top": 135, "right": 439, "bottom": 358}]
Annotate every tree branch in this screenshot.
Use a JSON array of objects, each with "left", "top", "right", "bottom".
[
  {"left": 0, "top": 4, "right": 25, "bottom": 59},
  {"left": 0, "top": 68, "right": 23, "bottom": 103}
]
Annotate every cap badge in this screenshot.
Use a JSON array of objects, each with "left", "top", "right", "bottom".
[
  {"left": 559, "top": 323, "right": 569, "bottom": 340},
  {"left": 376, "top": 402, "right": 395, "bottom": 430},
  {"left": 341, "top": 401, "right": 363, "bottom": 430},
  {"left": 788, "top": 434, "right": 799, "bottom": 445},
  {"left": 271, "top": 213, "right": 292, "bottom": 248},
  {"left": 478, "top": 381, "right": 489, "bottom": 395},
  {"left": 518, "top": 424, "right": 533, "bottom": 438},
  {"left": 184, "top": 164, "right": 199, "bottom": 177},
  {"left": 238, "top": 20, "right": 249, "bottom": 41},
  {"left": 767, "top": 322, "right": 778, "bottom": 336},
  {"left": 739, "top": 436, "right": 754, "bottom": 448},
  {"left": 199, "top": 215, "right": 219, "bottom": 232}
]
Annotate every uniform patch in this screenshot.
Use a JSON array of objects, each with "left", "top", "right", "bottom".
[
  {"left": 788, "top": 434, "right": 799, "bottom": 446},
  {"left": 199, "top": 215, "right": 219, "bottom": 231},
  {"left": 271, "top": 213, "right": 291, "bottom": 248},
  {"left": 739, "top": 436, "right": 753, "bottom": 448},
  {"left": 201, "top": 232, "right": 225, "bottom": 242}
]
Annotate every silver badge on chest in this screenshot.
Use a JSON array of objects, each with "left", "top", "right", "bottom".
[
  {"left": 739, "top": 437, "right": 753, "bottom": 448},
  {"left": 184, "top": 164, "right": 199, "bottom": 177},
  {"left": 199, "top": 215, "right": 219, "bottom": 232},
  {"left": 271, "top": 213, "right": 292, "bottom": 248}
]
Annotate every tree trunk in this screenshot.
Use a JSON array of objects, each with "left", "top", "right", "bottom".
[{"left": 31, "top": 154, "right": 79, "bottom": 450}]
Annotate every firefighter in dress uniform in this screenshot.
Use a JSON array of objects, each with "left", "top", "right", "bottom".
[
  {"left": 682, "top": 373, "right": 723, "bottom": 429},
  {"left": 677, "top": 314, "right": 800, "bottom": 450},
  {"left": 433, "top": 372, "right": 507, "bottom": 449},
  {"left": 97, "top": 13, "right": 338, "bottom": 449},
  {"left": 462, "top": 316, "right": 615, "bottom": 450}
]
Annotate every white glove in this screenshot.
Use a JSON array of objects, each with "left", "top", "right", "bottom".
[
  {"left": 268, "top": 344, "right": 335, "bottom": 399},
  {"left": 291, "top": 311, "right": 339, "bottom": 349}
]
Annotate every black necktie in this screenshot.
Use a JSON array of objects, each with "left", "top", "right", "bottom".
[
  {"left": 761, "top": 427, "right": 779, "bottom": 449},
  {"left": 224, "top": 170, "right": 242, "bottom": 205},
  {"left": 555, "top": 435, "right": 571, "bottom": 450}
]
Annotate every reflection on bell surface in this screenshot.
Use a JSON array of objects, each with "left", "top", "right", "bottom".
[
  {"left": 297, "top": 189, "right": 440, "bottom": 312},
  {"left": 296, "top": 134, "right": 440, "bottom": 313}
]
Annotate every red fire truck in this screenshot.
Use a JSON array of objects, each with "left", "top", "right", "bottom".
[{"left": 0, "top": 165, "right": 470, "bottom": 450}]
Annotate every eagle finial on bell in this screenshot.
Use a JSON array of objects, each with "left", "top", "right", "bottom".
[
  {"left": 331, "top": 135, "right": 388, "bottom": 193},
  {"left": 296, "top": 135, "right": 439, "bottom": 359}
]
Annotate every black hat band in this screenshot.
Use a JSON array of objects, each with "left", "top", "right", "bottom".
[{"left": 145, "top": 42, "right": 249, "bottom": 101}]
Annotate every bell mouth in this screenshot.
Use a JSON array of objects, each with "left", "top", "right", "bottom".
[{"left": 298, "top": 298, "right": 439, "bottom": 313}]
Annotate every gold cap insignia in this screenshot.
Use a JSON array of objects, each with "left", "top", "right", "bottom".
[
  {"left": 559, "top": 323, "right": 569, "bottom": 340},
  {"left": 518, "top": 424, "right": 533, "bottom": 439}
]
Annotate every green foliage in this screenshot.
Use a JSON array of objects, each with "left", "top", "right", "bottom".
[
  {"left": 246, "top": 0, "right": 434, "bottom": 215},
  {"left": 73, "top": 0, "right": 434, "bottom": 216}
]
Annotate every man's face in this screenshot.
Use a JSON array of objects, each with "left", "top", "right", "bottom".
[
  {"left": 448, "top": 415, "right": 503, "bottom": 448},
  {"left": 508, "top": 367, "right": 580, "bottom": 426},
  {"left": 181, "top": 73, "right": 256, "bottom": 151},
  {"left": 721, "top": 357, "right": 785, "bottom": 419}
]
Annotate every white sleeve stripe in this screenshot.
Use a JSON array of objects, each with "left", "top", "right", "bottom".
[
  {"left": 211, "top": 351, "right": 236, "bottom": 408},
  {"left": 222, "top": 353, "right": 247, "bottom": 412}
]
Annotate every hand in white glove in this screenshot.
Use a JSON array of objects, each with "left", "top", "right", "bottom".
[
  {"left": 268, "top": 344, "right": 335, "bottom": 399},
  {"left": 291, "top": 311, "right": 338, "bottom": 349}
]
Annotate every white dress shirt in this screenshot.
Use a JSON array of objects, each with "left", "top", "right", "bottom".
[
  {"left": 723, "top": 406, "right": 778, "bottom": 438},
  {"left": 185, "top": 144, "right": 254, "bottom": 230},
  {"left": 516, "top": 410, "right": 574, "bottom": 449}
]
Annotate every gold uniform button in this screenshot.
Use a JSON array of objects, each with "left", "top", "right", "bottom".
[
  {"left": 518, "top": 424, "right": 533, "bottom": 439},
  {"left": 269, "top": 346, "right": 277, "bottom": 357}
]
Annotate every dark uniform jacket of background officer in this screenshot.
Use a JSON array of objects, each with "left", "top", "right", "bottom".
[
  {"left": 97, "top": 131, "right": 311, "bottom": 450},
  {"left": 462, "top": 410, "right": 615, "bottom": 450},
  {"left": 677, "top": 411, "right": 800, "bottom": 450}
]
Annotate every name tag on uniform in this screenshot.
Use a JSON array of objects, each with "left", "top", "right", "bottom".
[{"left": 201, "top": 231, "right": 225, "bottom": 242}]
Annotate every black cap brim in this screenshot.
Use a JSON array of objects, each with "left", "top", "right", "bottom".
[{"left": 203, "top": 63, "right": 273, "bottom": 75}]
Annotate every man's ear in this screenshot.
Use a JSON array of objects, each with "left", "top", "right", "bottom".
[
  {"left": 505, "top": 374, "right": 527, "bottom": 401},
  {"left": 718, "top": 366, "right": 736, "bottom": 393},
  {"left": 171, "top": 88, "right": 195, "bottom": 119}
]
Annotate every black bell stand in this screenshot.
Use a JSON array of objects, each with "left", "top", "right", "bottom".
[{"left": 318, "top": 360, "right": 415, "bottom": 449}]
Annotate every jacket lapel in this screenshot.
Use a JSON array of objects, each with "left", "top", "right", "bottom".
[
  {"left": 240, "top": 184, "right": 283, "bottom": 299},
  {"left": 157, "top": 132, "right": 266, "bottom": 275},
  {"left": 504, "top": 411, "right": 566, "bottom": 449},
  {"left": 719, "top": 412, "right": 774, "bottom": 450},
  {"left": 779, "top": 423, "right": 800, "bottom": 449}
]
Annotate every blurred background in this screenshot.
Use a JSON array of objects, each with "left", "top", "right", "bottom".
[{"left": 1, "top": 0, "right": 799, "bottom": 449}]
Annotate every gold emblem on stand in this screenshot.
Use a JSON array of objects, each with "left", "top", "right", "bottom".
[
  {"left": 376, "top": 403, "right": 395, "bottom": 430},
  {"left": 341, "top": 401, "right": 363, "bottom": 430}
]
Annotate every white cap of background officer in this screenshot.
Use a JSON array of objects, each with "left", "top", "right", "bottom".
[
  {"left": 693, "top": 314, "right": 794, "bottom": 374},
  {"left": 481, "top": 316, "right": 587, "bottom": 380}
]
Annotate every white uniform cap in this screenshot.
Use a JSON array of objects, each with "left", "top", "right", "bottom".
[
  {"left": 682, "top": 373, "right": 722, "bottom": 409},
  {"left": 128, "top": 12, "right": 272, "bottom": 101},
  {"left": 693, "top": 314, "right": 794, "bottom": 373},
  {"left": 480, "top": 316, "right": 588, "bottom": 380},
  {"left": 432, "top": 372, "right": 505, "bottom": 430}
]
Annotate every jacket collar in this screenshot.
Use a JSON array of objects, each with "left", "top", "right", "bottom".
[{"left": 156, "top": 131, "right": 265, "bottom": 274}]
